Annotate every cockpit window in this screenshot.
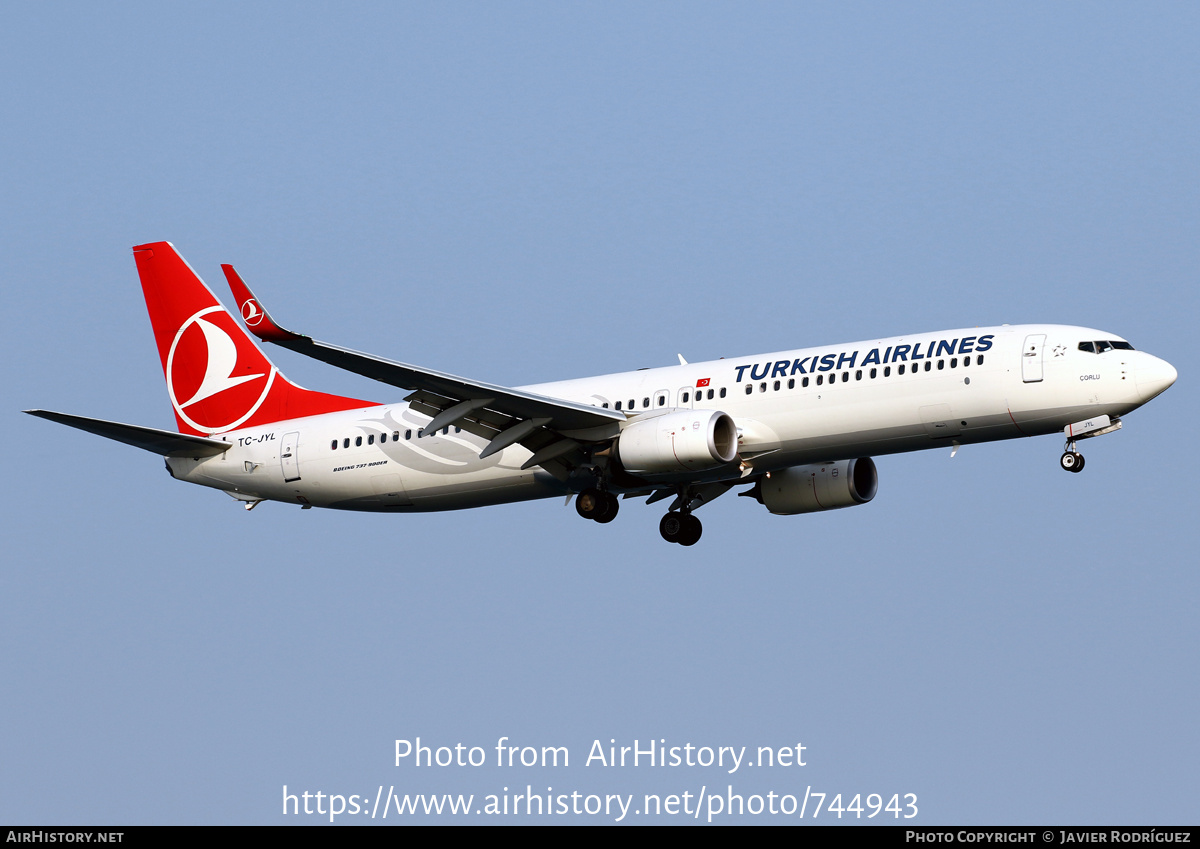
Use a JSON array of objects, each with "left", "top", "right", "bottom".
[{"left": 1079, "top": 339, "right": 1135, "bottom": 354}]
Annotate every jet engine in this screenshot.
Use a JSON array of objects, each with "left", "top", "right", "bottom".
[
  {"left": 616, "top": 410, "right": 738, "bottom": 475},
  {"left": 748, "top": 458, "right": 878, "bottom": 515}
]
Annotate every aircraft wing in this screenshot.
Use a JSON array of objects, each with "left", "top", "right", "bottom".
[
  {"left": 222, "top": 266, "right": 624, "bottom": 477},
  {"left": 24, "top": 410, "right": 232, "bottom": 457}
]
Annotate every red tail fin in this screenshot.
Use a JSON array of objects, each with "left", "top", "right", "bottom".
[{"left": 133, "top": 242, "right": 373, "bottom": 435}]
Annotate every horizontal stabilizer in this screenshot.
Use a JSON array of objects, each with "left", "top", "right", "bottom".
[{"left": 25, "top": 410, "right": 231, "bottom": 458}]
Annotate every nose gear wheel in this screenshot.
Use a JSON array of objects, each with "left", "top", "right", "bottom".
[{"left": 1060, "top": 439, "right": 1085, "bottom": 473}]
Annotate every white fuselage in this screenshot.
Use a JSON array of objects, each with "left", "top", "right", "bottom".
[{"left": 166, "top": 324, "right": 1176, "bottom": 512}]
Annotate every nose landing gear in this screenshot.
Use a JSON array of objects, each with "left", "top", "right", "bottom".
[
  {"left": 659, "top": 511, "right": 702, "bottom": 546},
  {"left": 1060, "top": 439, "right": 1085, "bottom": 473}
]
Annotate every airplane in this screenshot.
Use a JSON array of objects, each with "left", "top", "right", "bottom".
[{"left": 27, "top": 242, "right": 1178, "bottom": 545}]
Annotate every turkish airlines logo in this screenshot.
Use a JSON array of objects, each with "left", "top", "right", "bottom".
[
  {"left": 241, "top": 298, "right": 264, "bottom": 327},
  {"left": 166, "top": 306, "right": 277, "bottom": 434}
]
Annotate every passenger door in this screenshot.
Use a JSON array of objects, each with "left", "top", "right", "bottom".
[
  {"left": 1022, "top": 334, "right": 1046, "bottom": 383},
  {"left": 280, "top": 431, "right": 301, "bottom": 482}
]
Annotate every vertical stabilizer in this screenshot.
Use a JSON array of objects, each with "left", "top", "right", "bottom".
[{"left": 133, "top": 242, "right": 372, "bottom": 435}]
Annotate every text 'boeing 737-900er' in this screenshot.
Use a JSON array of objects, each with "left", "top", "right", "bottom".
[{"left": 27, "top": 242, "right": 1178, "bottom": 545}]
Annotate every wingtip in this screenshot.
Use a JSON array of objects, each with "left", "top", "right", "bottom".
[{"left": 220, "top": 264, "right": 307, "bottom": 343}]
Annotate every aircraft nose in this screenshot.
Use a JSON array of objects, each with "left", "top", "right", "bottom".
[{"left": 1135, "top": 355, "right": 1177, "bottom": 403}]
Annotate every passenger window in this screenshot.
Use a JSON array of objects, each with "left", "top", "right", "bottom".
[
  {"left": 717, "top": 388, "right": 724, "bottom": 398},
  {"left": 787, "top": 378, "right": 795, "bottom": 389},
  {"left": 760, "top": 382, "right": 767, "bottom": 392},
  {"left": 745, "top": 384, "right": 753, "bottom": 395},
  {"left": 642, "top": 397, "right": 649, "bottom": 408},
  {"left": 417, "top": 429, "right": 424, "bottom": 438},
  {"left": 950, "top": 358, "right": 957, "bottom": 368},
  {"left": 870, "top": 368, "right": 876, "bottom": 378},
  {"left": 615, "top": 401, "right": 622, "bottom": 410},
  {"left": 405, "top": 430, "right": 412, "bottom": 440},
  {"left": 380, "top": 433, "right": 387, "bottom": 443},
  {"left": 855, "top": 370, "right": 862, "bottom": 380},
  {"left": 976, "top": 355, "right": 984, "bottom": 365},
  {"left": 937, "top": 360, "right": 944, "bottom": 370},
  {"left": 842, "top": 372, "right": 849, "bottom": 383},
  {"left": 443, "top": 427, "right": 449, "bottom": 434},
  {"left": 330, "top": 440, "right": 337, "bottom": 450},
  {"left": 657, "top": 395, "right": 665, "bottom": 407},
  {"left": 368, "top": 434, "right": 375, "bottom": 444},
  {"left": 884, "top": 366, "right": 890, "bottom": 377},
  {"left": 682, "top": 392, "right": 689, "bottom": 403},
  {"left": 355, "top": 436, "right": 362, "bottom": 447},
  {"left": 802, "top": 376, "right": 809, "bottom": 387},
  {"left": 393, "top": 431, "right": 400, "bottom": 440},
  {"left": 962, "top": 357, "right": 969, "bottom": 368},
  {"left": 629, "top": 400, "right": 635, "bottom": 409},
  {"left": 924, "top": 361, "right": 932, "bottom": 372},
  {"left": 773, "top": 380, "right": 780, "bottom": 391},
  {"left": 898, "top": 364, "right": 905, "bottom": 375},
  {"left": 343, "top": 438, "right": 350, "bottom": 448},
  {"left": 816, "top": 374, "right": 823, "bottom": 385}
]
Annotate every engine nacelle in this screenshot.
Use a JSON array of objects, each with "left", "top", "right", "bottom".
[
  {"left": 616, "top": 409, "right": 738, "bottom": 475},
  {"left": 756, "top": 458, "right": 878, "bottom": 515}
]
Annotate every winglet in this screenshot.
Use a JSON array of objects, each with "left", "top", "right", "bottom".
[{"left": 221, "top": 264, "right": 307, "bottom": 343}]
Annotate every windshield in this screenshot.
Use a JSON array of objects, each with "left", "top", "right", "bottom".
[{"left": 1079, "top": 340, "right": 1134, "bottom": 353}]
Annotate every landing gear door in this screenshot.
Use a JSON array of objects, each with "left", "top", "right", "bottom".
[
  {"left": 1022, "top": 334, "right": 1047, "bottom": 383},
  {"left": 281, "top": 431, "right": 301, "bottom": 482}
]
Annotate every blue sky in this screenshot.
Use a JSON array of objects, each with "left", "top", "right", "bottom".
[{"left": 2, "top": 2, "right": 1196, "bottom": 824}]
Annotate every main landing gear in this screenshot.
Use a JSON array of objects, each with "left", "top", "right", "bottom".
[
  {"left": 576, "top": 488, "right": 619, "bottom": 523},
  {"left": 575, "top": 486, "right": 704, "bottom": 545},
  {"left": 1060, "top": 439, "right": 1085, "bottom": 473},
  {"left": 659, "top": 511, "right": 702, "bottom": 546}
]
